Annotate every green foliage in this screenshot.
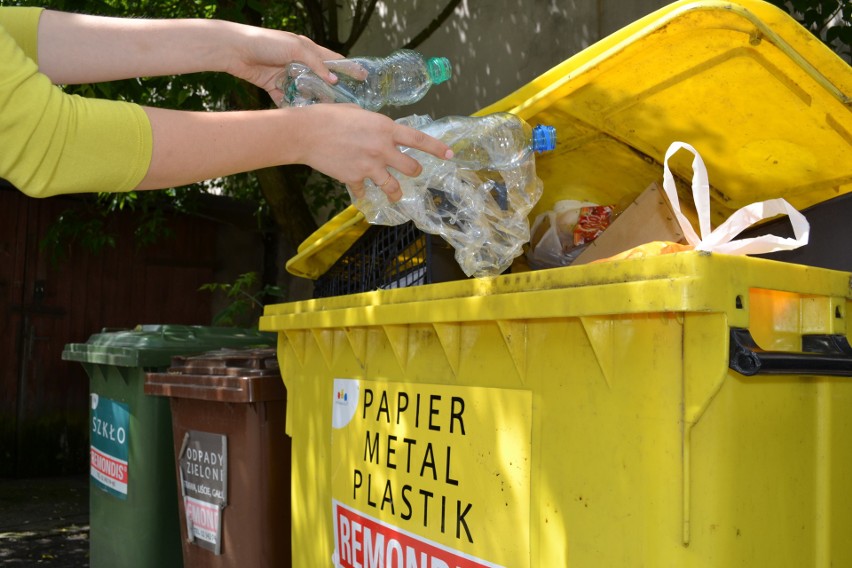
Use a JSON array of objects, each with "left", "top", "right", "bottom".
[
  {"left": 96, "top": 190, "right": 178, "bottom": 247},
  {"left": 306, "top": 179, "right": 349, "bottom": 222},
  {"left": 39, "top": 190, "right": 180, "bottom": 262},
  {"left": 39, "top": 208, "right": 115, "bottom": 264},
  {"left": 199, "top": 271, "right": 286, "bottom": 327},
  {"left": 301, "top": 170, "right": 350, "bottom": 221},
  {"left": 769, "top": 0, "right": 851, "bottom": 62}
]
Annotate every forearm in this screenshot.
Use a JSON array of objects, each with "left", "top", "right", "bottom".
[
  {"left": 137, "top": 106, "right": 308, "bottom": 190},
  {"left": 137, "top": 104, "right": 453, "bottom": 195},
  {"left": 37, "top": 10, "right": 240, "bottom": 84}
]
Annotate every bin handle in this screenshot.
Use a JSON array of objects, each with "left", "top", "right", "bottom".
[{"left": 729, "top": 328, "right": 852, "bottom": 377}]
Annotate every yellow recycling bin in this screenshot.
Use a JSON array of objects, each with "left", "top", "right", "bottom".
[
  {"left": 262, "top": 255, "right": 852, "bottom": 567},
  {"left": 261, "top": 0, "right": 852, "bottom": 566}
]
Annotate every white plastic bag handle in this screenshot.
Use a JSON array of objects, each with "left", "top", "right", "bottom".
[{"left": 662, "top": 142, "right": 809, "bottom": 255}]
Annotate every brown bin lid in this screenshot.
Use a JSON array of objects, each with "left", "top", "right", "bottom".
[{"left": 144, "top": 347, "right": 285, "bottom": 403}]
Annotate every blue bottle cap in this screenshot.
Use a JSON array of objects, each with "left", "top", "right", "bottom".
[
  {"left": 427, "top": 57, "right": 452, "bottom": 84},
  {"left": 532, "top": 125, "right": 557, "bottom": 153}
]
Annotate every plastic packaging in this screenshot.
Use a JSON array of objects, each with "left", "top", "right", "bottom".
[
  {"left": 279, "top": 49, "right": 452, "bottom": 111},
  {"left": 349, "top": 113, "right": 557, "bottom": 277},
  {"left": 528, "top": 200, "right": 615, "bottom": 268}
]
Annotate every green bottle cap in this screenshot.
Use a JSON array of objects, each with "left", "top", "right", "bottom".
[{"left": 427, "top": 57, "right": 452, "bottom": 84}]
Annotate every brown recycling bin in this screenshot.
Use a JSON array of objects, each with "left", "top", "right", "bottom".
[{"left": 144, "top": 348, "right": 291, "bottom": 567}]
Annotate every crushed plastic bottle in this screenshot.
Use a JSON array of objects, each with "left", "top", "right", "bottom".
[
  {"left": 349, "top": 113, "right": 557, "bottom": 278},
  {"left": 279, "top": 49, "right": 452, "bottom": 111}
]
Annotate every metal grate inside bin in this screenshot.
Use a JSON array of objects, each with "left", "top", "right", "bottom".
[{"left": 313, "top": 222, "right": 470, "bottom": 298}]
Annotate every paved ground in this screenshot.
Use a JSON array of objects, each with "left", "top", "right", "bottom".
[{"left": 0, "top": 475, "right": 89, "bottom": 567}]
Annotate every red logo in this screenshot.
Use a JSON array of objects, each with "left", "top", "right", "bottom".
[{"left": 335, "top": 502, "right": 497, "bottom": 568}]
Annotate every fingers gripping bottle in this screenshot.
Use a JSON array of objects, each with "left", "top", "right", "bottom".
[
  {"left": 349, "top": 113, "right": 557, "bottom": 278},
  {"left": 279, "top": 49, "right": 452, "bottom": 111}
]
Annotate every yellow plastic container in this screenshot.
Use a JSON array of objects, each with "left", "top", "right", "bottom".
[
  {"left": 262, "top": 254, "right": 852, "bottom": 566},
  {"left": 262, "top": 1, "right": 852, "bottom": 565}
]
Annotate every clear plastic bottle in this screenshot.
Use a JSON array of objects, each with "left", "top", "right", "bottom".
[
  {"left": 411, "top": 113, "right": 556, "bottom": 169},
  {"left": 350, "top": 113, "right": 557, "bottom": 278},
  {"left": 279, "top": 49, "right": 452, "bottom": 111}
]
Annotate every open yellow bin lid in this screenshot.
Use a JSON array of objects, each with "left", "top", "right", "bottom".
[{"left": 287, "top": 0, "right": 852, "bottom": 280}]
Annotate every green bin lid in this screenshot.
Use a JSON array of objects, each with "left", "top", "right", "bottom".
[{"left": 61, "top": 324, "right": 275, "bottom": 368}]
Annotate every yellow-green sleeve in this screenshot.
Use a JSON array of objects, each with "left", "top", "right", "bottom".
[
  {"left": 0, "top": 6, "right": 41, "bottom": 61},
  {"left": 0, "top": 8, "right": 153, "bottom": 198}
]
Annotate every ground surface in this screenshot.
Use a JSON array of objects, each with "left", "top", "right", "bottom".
[{"left": 0, "top": 475, "right": 89, "bottom": 567}]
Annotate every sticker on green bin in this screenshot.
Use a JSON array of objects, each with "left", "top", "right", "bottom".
[
  {"left": 90, "top": 394, "right": 130, "bottom": 499},
  {"left": 330, "top": 379, "right": 532, "bottom": 568},
  {"left": 179, "top": 430, "right": 228, "bottom": 555}
]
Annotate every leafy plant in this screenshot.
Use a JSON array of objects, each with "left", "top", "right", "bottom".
[
  {"left": 39, "top": 209, "right": 115, "bottom": 265},
  {"left": 769, "top": 0, "right": 851, "bottom": 62},
  {"left": 199, "top": 271, "right": 286, "bottom": 327},
  {"left": 39, "top": 190, "right": 179, "bottom": 262}
]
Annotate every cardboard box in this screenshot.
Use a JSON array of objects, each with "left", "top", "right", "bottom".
[{"left": 571, "top": 182, "right": 685, "bottom": 265}]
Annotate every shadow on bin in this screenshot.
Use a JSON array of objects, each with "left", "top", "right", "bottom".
[
  {"left": 61, "top": 325, "right": 275, "bottom": 568},
  {"left": 145, "top": 347, "right": 291, "bottom": 568}
]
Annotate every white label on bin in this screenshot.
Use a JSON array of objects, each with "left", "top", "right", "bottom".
[
  {"left": 179, "top": 430, "right": 227, "bottom": 555},
  {"left": 332, "top": 378, "right": 361, "bottom": 429},
  {"left": 184, "top": 495, "right": 221, "bottom": 545},
  {"left": 330, "top": 379, "right": 532, "bottom": 568},
  {"left": 90, "top": 396, "right": 129, "bottom": 499}
]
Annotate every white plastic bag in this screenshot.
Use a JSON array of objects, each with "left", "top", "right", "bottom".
[
  {"left": 527, "top": 200, "right": 614, "bottom": 268},
  {"left": 662, "top": 142, "right": 809, "bottom": 255}
]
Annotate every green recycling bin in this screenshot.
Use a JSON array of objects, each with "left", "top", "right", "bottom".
[{"left": 62, "top": 325, "right": 275, "bottom": 568}]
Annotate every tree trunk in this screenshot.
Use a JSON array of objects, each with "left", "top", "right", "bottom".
[
  {"left": 222, "top": 0, "right": 320, "bottom": 252},
  {"left": 255, "top": 164, "right": 319, "bottom": 251}
]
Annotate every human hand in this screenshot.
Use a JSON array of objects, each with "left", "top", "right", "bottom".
[
  {"left": 226, "top": 25, "right": 343, "bottom": 106},
  {"left": 292, "top": 105, "right": 453, "bottom": 202}
]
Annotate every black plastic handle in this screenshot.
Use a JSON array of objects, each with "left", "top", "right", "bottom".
[{"left": 729, "top": 328, "right": 852, "bottom": 377}]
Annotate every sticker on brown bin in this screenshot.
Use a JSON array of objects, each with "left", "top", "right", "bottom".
[{"left": 179, "top": 430, "right": 228, "bottom": 554}]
